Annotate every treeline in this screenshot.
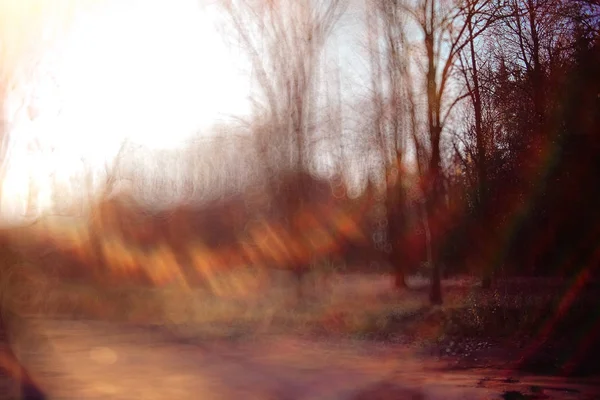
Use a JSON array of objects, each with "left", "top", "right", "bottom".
[
  {"left": 433, "top": 1, "right": 600, "bottom": 284},
  {"left": 2, "top": 1, "right": 599, "bottom": 306},
  {"left": 217, "top": 0, "right": 600, "bottom": 304}
]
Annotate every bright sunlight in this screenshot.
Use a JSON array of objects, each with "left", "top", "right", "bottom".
[{"left": 0, "top": 0, "right": 251, "bottom": 224}]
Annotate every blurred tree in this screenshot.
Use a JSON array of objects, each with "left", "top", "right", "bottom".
[
  {"left": 396, "top": 0, "right": 498, "bottom": 303},
  {"left": 364, "top": 0, "right": 412, "bottom": 289},
  {"left": 222, "top": 0, "right": 345, "bottom": 301}
]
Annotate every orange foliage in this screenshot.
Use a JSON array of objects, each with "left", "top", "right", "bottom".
[{"left": 22, "top": 175, "right": 375, "bottom": 290}]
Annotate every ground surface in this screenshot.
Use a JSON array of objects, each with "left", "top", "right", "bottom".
[{"left": 2, "top": 318, "right": 599, "bottom": 400}]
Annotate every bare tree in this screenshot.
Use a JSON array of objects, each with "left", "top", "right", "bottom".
[
  {"left": 492, "top": 0, "right": 583, "bottom": 152},
  {"left": 495, "top": 0, "right": 551, "bottom": 138},
  {"left": 362, "top": 0, "right": 413, "bottom": 289},
  {"left": 222, "top": 0, "right": 345, "bottom": 300},
  {"left": 454, "top": 0, "right": 503, "bottom": 287},
  {"left": 395, "top": 0, "right": 499, "bottom": 304}
]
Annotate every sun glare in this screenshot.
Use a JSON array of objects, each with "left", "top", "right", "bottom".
[{"left": 0, "top": 0, "right": 251, "bottom": 223}]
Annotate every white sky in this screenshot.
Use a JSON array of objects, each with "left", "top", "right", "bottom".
[
  {"left": 0, "top": 0, "right": 405, "bottom": 225},
  {"left": 0, "top": 0, "right": 255, "bottom": 224}
]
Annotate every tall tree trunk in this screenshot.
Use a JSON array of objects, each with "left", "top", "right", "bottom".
[
  {"left": 427, "top": 149, "right": 443, "bottom": 305},
  {"left": 388, "top": 210, "right": 408, "bottom": 289},
  {"left": 423, "top": 0, "right": 443, "bottom": 305},
  {"left": 466, "top": 12, "right": 492, "bottom": 289},
  {"left": 386, "top": 171, "right": 408, "bottom": 290},
  {"left": 426, "top": 198, "right": 444, "bottom": 302}
]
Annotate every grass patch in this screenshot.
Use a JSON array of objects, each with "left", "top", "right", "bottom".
[{"left": 3, "top": 265, "right": 599, "bottom": 375}]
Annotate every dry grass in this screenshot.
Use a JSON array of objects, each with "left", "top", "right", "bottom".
[
  {"left": 1, "top": 264, "right": 474, "bottom": 343},
  {"left": 4, "top": 262, "right": 600, "bottom": 377},
  {"left": 4, "top": 265, "right": 597, "bottom": 351},
  {"left": 2, "top": 265, "right": 422, "bottom": 338}
]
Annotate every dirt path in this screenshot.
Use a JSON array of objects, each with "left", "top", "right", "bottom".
[{"left": 4, "top": 318, "right": 600, "bottom": 399}]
